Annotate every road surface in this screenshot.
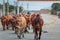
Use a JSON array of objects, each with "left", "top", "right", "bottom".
[{"left": 0, "top": 14, "right": 60, "bottom": 40}]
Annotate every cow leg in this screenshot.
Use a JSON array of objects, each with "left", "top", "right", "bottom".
[
  {"left": 17, "top": 29, "right": 21, "bottom": 39},
  {"left": 6, "top": 24, "right": 9, "bottom": 30},
  {"left": 17, "top": 33, "right": 21, "bottom": 39},
  {"left": 33, "top": 28, "right": 35, "bottom": 33},
  {"left": 38, "top": 29, "right": 42, "bottom": 40},
  {"left": 7, "top": 26, "right": 9, "bottom": 30},
  {"left": 34, "top": 28, "right": 38, "bottom": 40},
  {"left": 3, "top": 25, "right": 5, "bottom": 31},
  {"left": 38, "top": 32, "right": 42, "bottom": 40},
  {"left": 24, "top": 27, "right": 29, "bottom": 33},
  {"left": 25, "top": 29, "right": 29, "bottom": 33},
  {"left": 27, "top": 25, "right": 30, "bottom": 30},
  {"left": 12, "top": 26, "right": 15, "bottom": 31},
  {"left": 22, "top": 32, "right": 24, "bottom": 38},
  {"left": 6, "top": 21, "right": 9, "bottom": 30},
  {"left": 15, "top": 27, "right": 18, "bottom": 34},
  {"left": 2, "top": 23, "right": 5, "bottom": 31}
]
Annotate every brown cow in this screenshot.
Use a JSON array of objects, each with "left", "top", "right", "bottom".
[
  {"left": 23, "top": 14, "right": 31, "bottom": 33},
  {"left": 1, "top": 16, "right": 8, "bottom": 30},
  {"left": 15, "top": 15, "right": 27, "bottom": 39},
  {"left": 1, "top": 14, "right": 14, "bottom": 30},
  {"left": 10, "top": 15, "right": 17, "bottom": 31},
  {"left": 30, "top": 13, "right": 44, "bottom": 40}
]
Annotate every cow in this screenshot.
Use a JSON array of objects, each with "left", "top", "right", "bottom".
[
  {"left": 30, "top": 13, "right": 44, "bottom": 40},
  {"left": 14, "top": 14, "right": 27, "bottom": 39},
  {"left": 1, "top": 16, "right": 8, "bottom": 30},
  {"left": 23, "top": 13, "right": 31, "bottom": 33},
  {"left": 1, "top": 13, "right": 14, "bottom": 30}
]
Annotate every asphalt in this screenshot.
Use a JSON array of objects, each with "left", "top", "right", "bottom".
[{"left": 0, "top": 14, "right": 60, "bottom": 40}]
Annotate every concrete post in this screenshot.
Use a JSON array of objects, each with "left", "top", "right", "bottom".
[
  {"left": 7, "top": 0, "right": 9, "bottom": 15},
  {"left": 3, "top": 0, "right": 5, "bottom": 16},
  {"left": 16, "top": 1, "right": 19, "bottom": 14},
  {"left": 27, "top": 3, "right": 29, "bottom": 14},
  {"left": 14, "top": 1, "right": 16, "bottom": 15}
]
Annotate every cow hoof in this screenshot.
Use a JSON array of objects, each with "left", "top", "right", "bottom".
[
  {"left": 38, "top": 39, "right": 40, "bottom": 40},
  {"left": 15, "top": 31, "right": 17, "bottom": 34},
  {"left": 18, "top": 36, "right": 21, "bottom": 39},
  {"left": 3, "top": 29, "right": 5, "bottom": 31},
  {"left": 25, "top": 31, "right": 29, "bottom": 33},
  {"left": 7, "top": 27, "right": 9, "bottom": 30},
  {"left": 34, "top": 38, "right": 38, "bottom": 40},
  {"left": 22, "top": 35, "right": 24, "bottom": 38},
  {"left": 38, "top": 37, "right": 40, "bottom": 40},
  {"left": 27, "top": 31, "right": 29, "bottom": 33},
  {"left": 12, "top": 29, "right": 14, "bottom": 31}
]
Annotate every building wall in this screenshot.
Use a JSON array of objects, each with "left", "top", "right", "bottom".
[{"left": 40, "top": 9, "right": 50, "bottom": 14}]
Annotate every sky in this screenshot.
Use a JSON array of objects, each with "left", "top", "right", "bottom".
[{"left": 0, "top": 0, "right": 60, "bottom": 10}]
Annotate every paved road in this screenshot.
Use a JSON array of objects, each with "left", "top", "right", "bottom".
[
  {"left": 41, "top": 14, "right": 55, "bottom": 25},
  {"left": 0, "top": 14, "right": 60, "bottom": 40},
  {"left": 41, "top": 20, "right": 60, "bottom": 40}
]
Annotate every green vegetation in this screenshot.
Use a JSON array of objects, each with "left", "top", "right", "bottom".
[
  {"left": 51, "top": 3, "right": 60, "bottom": 15},
  {"left": 0, "top": 3, "right": 24, "bottom": 15}
]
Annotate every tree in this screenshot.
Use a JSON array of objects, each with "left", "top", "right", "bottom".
[
  {"left": 52, "top": 3, "right": 60, "bottom": 11},
  {"left": 19, "top": 6, "right": 23, "bottom": 13},
  {"left": 9, "top": 5, "right": 14, "bottom": 12},
  {"left": 51, "top": 3, "right": 60, "bottom": 14},
  {"left": 0, "top": 3, "right": 24, "bottom": 15},
  {"left": 0, "top": 4, "right": 3, "bottom": 9}
]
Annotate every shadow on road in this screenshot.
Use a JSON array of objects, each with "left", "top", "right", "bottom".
[{"left": 42, "top": 30, "right": 48, "bottom": 33}]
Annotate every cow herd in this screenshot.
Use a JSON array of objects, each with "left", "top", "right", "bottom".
[{"left": 1, "top": 12, "right": 44, "bottom": 40}]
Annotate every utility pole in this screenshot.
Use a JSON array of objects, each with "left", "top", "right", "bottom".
[
  {"left": 21, "top": 3, "right": 23, "bottom": 14},
  {"left": 27, "top": 3, "right": 29, "bottom": 11},
  {"left": 27, "top": 2, "right": 29, "bottom": 14},
  {"left": 3, "top": 0, "right": 5, "bottom": 16},
  {"left": 16, "top": 0, "right": 19, "bottom": 14},
  {"left": 14, "top": 1, "right": 16, "bottom": 15},
  {"left": 7, "top": 0, "right": 9, "bottom": 15}
]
